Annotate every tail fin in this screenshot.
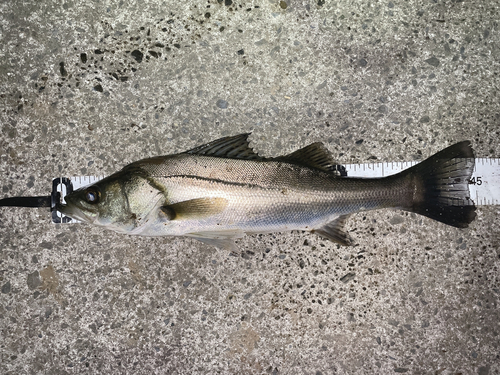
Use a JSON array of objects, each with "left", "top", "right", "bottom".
[{"left": 402, "top": 141, "right": 476, "bottom": 228}]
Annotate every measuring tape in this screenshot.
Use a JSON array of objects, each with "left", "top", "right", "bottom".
[{"left": 51, "top": 158, "right": 500, "bottom": 223}]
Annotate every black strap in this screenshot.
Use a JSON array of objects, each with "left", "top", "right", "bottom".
[{"left": 0, "top": 196, "right": 52, "bottom": 208}]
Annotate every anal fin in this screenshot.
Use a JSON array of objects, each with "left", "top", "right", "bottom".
[{"left": 314, "top": 215, "right": 353, "bottom": 246}]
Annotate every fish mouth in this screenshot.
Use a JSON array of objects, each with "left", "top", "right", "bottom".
[{"left": 56, "top": 202, "right": 93, "bottom": 223}]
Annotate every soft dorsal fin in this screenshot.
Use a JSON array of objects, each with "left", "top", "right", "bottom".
[
  {"left": 275, "top": 142, "right": 340, "bottom": 174},
  {"left": 185, "top": 133, "right": 263, "bottom": 160}
]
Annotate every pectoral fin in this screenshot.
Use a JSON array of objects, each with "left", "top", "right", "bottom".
[
  {"left": 314, "top": 215, "right": 353, "bottom": 246},
  {"left": 159, "top": 197, "right": 228, "bottom": 220}
]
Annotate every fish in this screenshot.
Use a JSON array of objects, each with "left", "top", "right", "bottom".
[{"left": 58, "top": 133, "right": 476, "bottom": 251}]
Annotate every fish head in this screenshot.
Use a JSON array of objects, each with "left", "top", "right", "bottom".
[{"left": 58, "top": 170, "right": 163, "bottom": 233}]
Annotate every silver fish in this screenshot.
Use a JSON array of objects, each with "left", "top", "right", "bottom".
[{"left": 58, "top": 134, "right": 476, "bottom": 250}]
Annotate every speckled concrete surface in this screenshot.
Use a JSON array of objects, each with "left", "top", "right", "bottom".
[{"left": 1, "top": 0, "right": 499, "bottom": 374}]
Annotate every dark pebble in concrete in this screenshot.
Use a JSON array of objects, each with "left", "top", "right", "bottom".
[
  {"left": 1, "top": 281, "right": 11, "bottom": 294},
  {"left": 27, "top": 271, "right": 41, "bottom": 290},
  {"left": 131, "top": 50, "right": 144, "bottom": 63},
  {"left": 424, "top": 56, "right": 440, "bottom": 67},
  {"left": 216, "top": 99, "right": 228, "bottom": 109}
]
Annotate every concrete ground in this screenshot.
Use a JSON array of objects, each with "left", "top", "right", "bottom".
[{"left": 1, "top": 0, "right": 499, "bottom": 374}]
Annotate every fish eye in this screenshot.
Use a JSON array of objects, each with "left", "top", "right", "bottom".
[{"left": 84, "top": 187, "right": 100, "bottom": 204}]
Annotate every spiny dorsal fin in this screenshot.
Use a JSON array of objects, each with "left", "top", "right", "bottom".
[
  {"left": 314, "top": 215, "right": 353, "bottom": 246},
  {"left": 185, "top": 133, "right": 263, "bottom": 160},
  {"left": 275, "top": 142, "right": 340, "bottom": 174},
  {"left": 159, "top": 197, "right": 228, "bottom": 220}
]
